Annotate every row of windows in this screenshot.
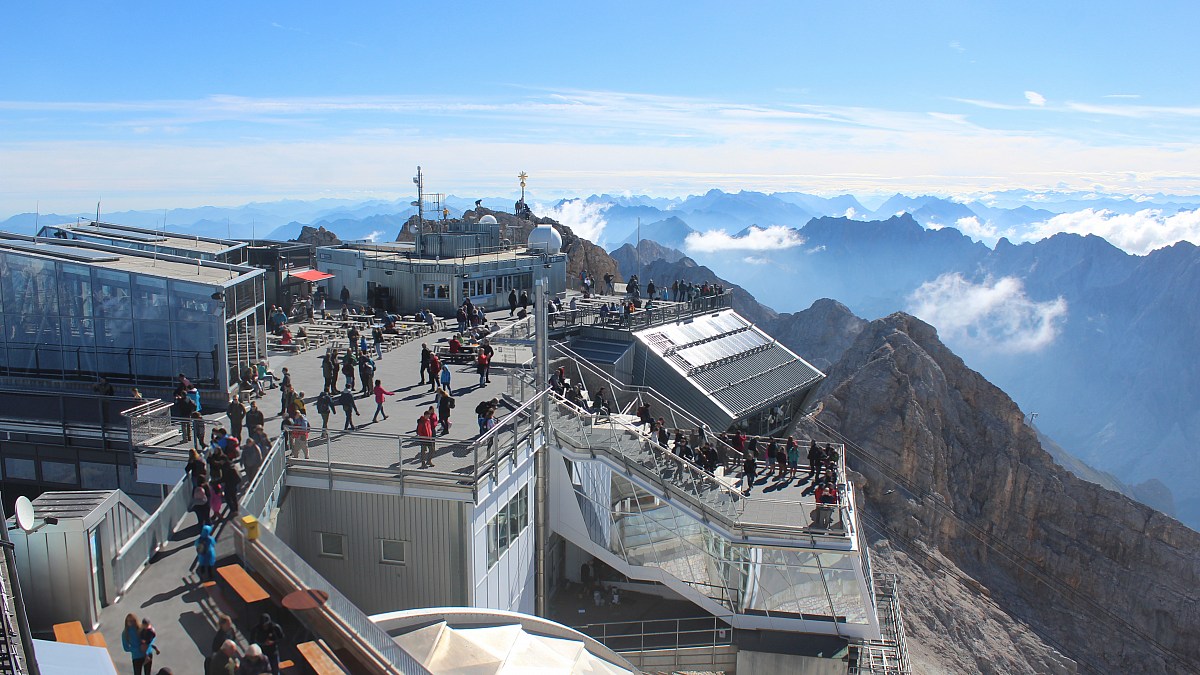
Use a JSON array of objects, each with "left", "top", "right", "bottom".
[
  {"left": 318, "top": 532, "right": 408, "bottom": 566},
  {"left": 462, "top": 274, "right": 533, "bottom": 299},
  {"left": 2, "top": 456, "right": 120, "bottom": 489},
  {"left": 486, "top": 485, "right": 529, "bottom": 568}
]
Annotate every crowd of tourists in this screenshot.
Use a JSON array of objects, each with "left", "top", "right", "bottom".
[{"left": 550, "top": 367, "right": 843, "bottom": 527}]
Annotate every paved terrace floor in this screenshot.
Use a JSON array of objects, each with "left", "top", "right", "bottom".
[{"left": 262, "top": 314, "right": 530, "bottom": 476}]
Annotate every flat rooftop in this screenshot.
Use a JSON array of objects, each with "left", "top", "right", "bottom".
[
  {"left": 43, "top": 221, "right": 241, "bottom": 255},
  {"left": 0, "top": 235, "right": 260, "bottom": 284}
]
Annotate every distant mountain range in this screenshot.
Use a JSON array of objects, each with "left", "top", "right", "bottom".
[
  {"left": 3, "top": 189, "right": 1197, "bottom": 527},
  {"left": 626, "top": 214, "right": 1200, "bottom": 528}
]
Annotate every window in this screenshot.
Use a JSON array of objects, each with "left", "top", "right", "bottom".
[
  {"left": 40, "top": 460, "right": 78, "bottom": 485},
  {"left": 380, "top": 539, "right": 407, "bottom": 566},
  {"left": 485, "top": 486, "right": 531, "bottom": 569},
  {"left": 422, "top": 284, "right": 436, "bottom": 299},
  {"left": 463, "top": 278, "right": 496, "bottom": 298},
  {"left": 3, "top": 458, "right": 35, "bottom": 481},
  {"left": 319, "top": 532, "right": 345, "bottom": 559},
  {"left": 80, "top": 461, "right": 118, "bottom": 489}
]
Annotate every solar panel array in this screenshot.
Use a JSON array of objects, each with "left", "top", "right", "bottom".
[{"left": 635, "top": 310, "right": 823, "bottom": 417}]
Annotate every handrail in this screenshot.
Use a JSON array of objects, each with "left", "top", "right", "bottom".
[
  {"left": 112, "top": 474, "right": 193, "bottom": 595},
  {"left": 548, "top": 343, "right": 747, "bottom": 465},
  {"left": 545, "top": 291, "right": 733, "bottom": 334},
  {"left": 573, "top": 615, "right": 733, "bottom": 653},
  {"left": 548, "top": 394, "right": 746, "bottom": 525}
]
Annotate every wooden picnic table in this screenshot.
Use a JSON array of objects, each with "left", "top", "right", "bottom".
[
  {"left": 217, "top": 563, "right": 271, "bottom": 604},
  {"left": 53, "top": 621, "right": 87, "bottom": 645}
]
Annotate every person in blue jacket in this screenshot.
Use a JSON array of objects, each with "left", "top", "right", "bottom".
[
  {"left": 195, "top": 524, "right": 217, "bottom": 581},
  {"left": 121, "top": 612, "right": 151, "bottom": 674}
]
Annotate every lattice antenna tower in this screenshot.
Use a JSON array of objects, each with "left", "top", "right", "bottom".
[{"left": 411, "top": 166, "right": 446, "bottom": 256}]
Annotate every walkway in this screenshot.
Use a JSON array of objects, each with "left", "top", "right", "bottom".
[{"left": 97, "top": 512, "right": 240, "bottom": 675}]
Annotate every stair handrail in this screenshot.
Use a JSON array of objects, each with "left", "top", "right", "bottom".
[
  {"left": 549, "top": 342, "right": 747, "bottom": 464},
  {"left": 548, "top": 393, "right": 746, "bottom": 524}
]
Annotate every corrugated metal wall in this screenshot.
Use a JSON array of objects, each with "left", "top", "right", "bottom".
[
  {"left": 632, "top": 342, "right": 733, "bottom": 430},
  {"left": 275, "top": 487, "right": 469, "bottom": 615}
]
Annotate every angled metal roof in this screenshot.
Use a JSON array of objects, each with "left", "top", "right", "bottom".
[{"left": 634, "top": 310, "right": 823, "bottom": 419}]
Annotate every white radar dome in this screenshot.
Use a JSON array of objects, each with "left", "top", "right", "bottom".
[
  {"left": 527, "top": 224, "right": 563, "bottom": 254},
  {"left": 478, "top": 215, "right": 499, "bottom": 225}
]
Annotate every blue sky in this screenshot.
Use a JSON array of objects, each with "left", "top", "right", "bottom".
[{"left": 2, "top": 1, "right": 1199, "bottom": 216}]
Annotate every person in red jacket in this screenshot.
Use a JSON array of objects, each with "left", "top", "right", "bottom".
[
  {"left": 416, "top": 410, "right": 435, "bottom": 468},
  {"left": 372, "top": 379, "right": 395, "bottom": 423},
  {"left": 477, "top": 350, "right": 490, "bottom": 387}
]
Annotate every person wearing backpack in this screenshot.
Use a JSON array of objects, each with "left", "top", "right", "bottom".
[
  {"left": 315, "top": 390, "right": 333, "bottom": 431},
  {"left": 192, "top": 479, "right": 211, "bottom": 528}
]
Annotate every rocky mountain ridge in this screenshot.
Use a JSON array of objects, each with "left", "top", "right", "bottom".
[{"left": 797, "top": 308, "right": 1200, "bottom": 673}]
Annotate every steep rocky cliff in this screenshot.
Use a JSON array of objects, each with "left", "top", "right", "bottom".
[
  {"left": 802, "top": 312, "right": 1200, "bottom": 673},
  {"left": 293, "top": 224, "right": 341, "bottom": 246}
]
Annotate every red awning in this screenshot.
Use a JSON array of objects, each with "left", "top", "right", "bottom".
[{"left": 290, "top": 269, "right": 334, "bottom": 282}]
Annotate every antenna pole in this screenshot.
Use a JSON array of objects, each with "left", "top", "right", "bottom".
[
  {"left": 96, "top": 200, "right": 101, "bottom": 225},
  {"left": 415, "top": 166, "right": 424, "bottom": 258}
]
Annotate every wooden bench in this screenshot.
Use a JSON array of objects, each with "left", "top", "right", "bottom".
[
  {"left": 52, "top": 621, "right": 87, "bottom": 645},
  {"left": 86, "top": 632, "right": 107, "bottom": 648},
  {"left": 217, "top": 563, "right": 270, "bottom": 604},
  {"left": 297, "top": 640, "right": 349, "bottom": 674}
]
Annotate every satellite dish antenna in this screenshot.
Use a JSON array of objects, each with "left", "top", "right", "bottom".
[{"left": 14, "top": 497, "right": 35, "bottom": 533}]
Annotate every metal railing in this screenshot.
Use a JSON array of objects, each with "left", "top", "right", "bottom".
[
  {"left": 573, "top": 615, "right": 733, "bottom": 653},
  {"left": 281, "top": 392, "right": 543, "bottom": 497},
  {"left": 235, "top": 523, "right": 430, "bottom": 675},
  {"left": 123, "top": 399, "right": 177, "bottom": 447},
  {"left": 487, "top": 315, "right": 535, "bottom": 342},
  {"left": 544, "top": 291, "right": 732, "bottom": 334},
  {"left": 548, "top": 395, "right": 745, "bottom": 523},
  {"left": 111, "top": 474, "right": 193, "bottom": 595},
  {"left": 549, "top": 390, "right": 855, "bottom": 537},
  {"left": 239, "top": 435, "right": 287, "bottom": 522}
]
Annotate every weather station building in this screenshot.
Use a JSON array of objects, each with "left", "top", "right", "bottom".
[{"left": 314, "top": 170, "right": 568, "bottom": 316}]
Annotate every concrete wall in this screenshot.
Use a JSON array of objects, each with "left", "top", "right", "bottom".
[{"left": 736, "top": 650, "right": 847, "bottom": 675}]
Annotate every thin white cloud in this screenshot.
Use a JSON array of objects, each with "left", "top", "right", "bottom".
[
  {"left": 6, "top": 88, "right": 1200, "bottom": 215},
  {"left": 1103, "top": 94, "right": 1141, "bottom": 99},
  {"left": 1021, "top": 208, "right": 1200, "bottom": 255},
  {"left": 907, "top": 274, "right": 1067, "bottom": 353},
  {"left": 684, "top": 225, "right": 805, "bottom": 252},
  {"left": 1063, "top": 101, "right": 1200, "bottom": 118},
  {"left": 536, "top": 198, "right": 608, "bottom": 243},
  {"left": 948, "top": 40, "right": 965, "bottom": 53},
  {"left": 742, "top": 256, "right": 770, "bottom": 265},
  {"left": 1025, "top": 91, "right": 1046, "bottom": 107}
]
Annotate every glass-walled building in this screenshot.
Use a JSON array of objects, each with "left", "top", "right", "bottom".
[{"left": 0, "top": 235, "right": 264, "bottom": 398}]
